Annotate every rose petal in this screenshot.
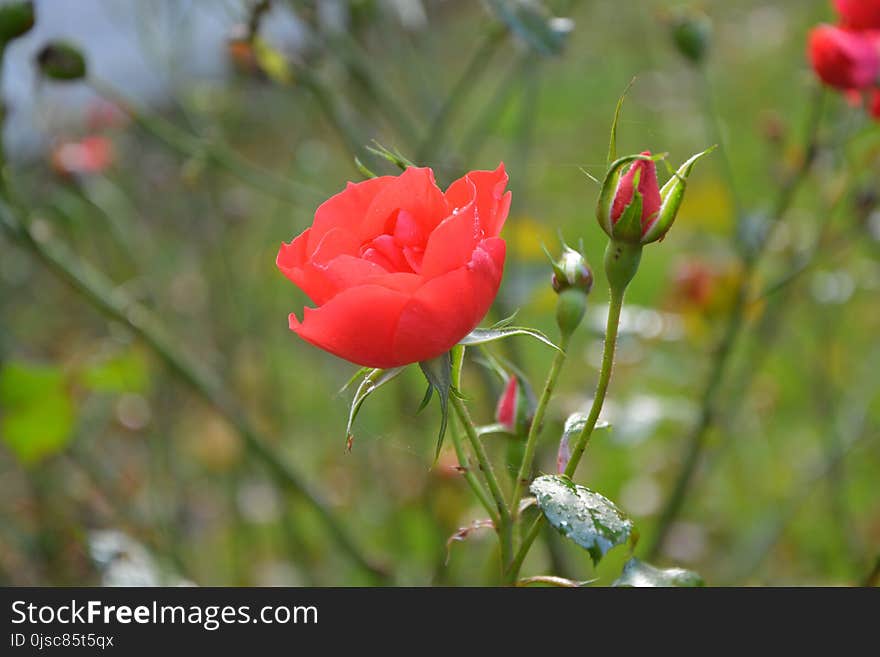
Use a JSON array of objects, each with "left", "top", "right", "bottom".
[
  {"left": 307, "top": 176, "right": 393, "bottom": 254},
  {"left": 361, "top": 167, "right": 449, "bottom": 239},
  {"left": 445, "top": 163, "right": 510, "bottom": 237},
  {"left": 420, "top": 187, "right": 481, "bottom": 279},
  {"left": 289, "top": 284, "right": 411, "bottom": 368},
  {"left": 391, "top": 238, "right": 505, "bottom": 364}
]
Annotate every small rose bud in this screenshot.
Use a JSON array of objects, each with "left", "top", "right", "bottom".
[
  {"left": 551, "top": 245, "right": 593, "bottom": 294},
  {"left": 36, "top": 41, "right": 87, "bottom": 81},
  {"left": 0, "top": 1, "right": 34, "bottom": 45},
  {"left": 597, "top": 148, "right": 714, "bottom": 247},
  {"left": 549, "top": 245, "right": 592, "bottom": 339},
  {"left": 669, "top": 8, "right": 712, "bottom": 65},
  {"left": 495, "top": 375, "right": 533, "bottom": 436},
  {"left": 808, "top": 24, "right": 880, "bottom": 91}
]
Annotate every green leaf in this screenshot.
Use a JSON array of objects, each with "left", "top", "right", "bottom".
[
  {"left": 0, "top": 361, "right": 74, "bottom": 465},
  {"left": 607, "top": 78, "right": 635, "bottom": 167},
  {"left": 459, "top": 326, "right": 560, "bottom": 351},
  {"left": 613, "top": 558, "right": 704, "bottom": 587},
  {"left": 345, "top": 367, "right": 405, "bottom": 439},
  {"left": 80, "top": 348, "right": 150, "bottom": 393},
  {"left": 419, "top": 353, "right": 453, "bottom": 458},
  {"left": 486, "top": 0, "right": 573, "bottom": 57},
  {"left": 530, "top": 474, "right": 636, "bottom": 566}
]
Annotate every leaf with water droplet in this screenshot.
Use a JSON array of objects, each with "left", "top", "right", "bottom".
[
  {"left": 459, "top": 326, "right": 560, "bottom": 351},
  {"left": 530, "top": 474, "right": 636, "bottom": 566},
  {"left": 613, "top": 558, "right": 704, "bottom": 587}
]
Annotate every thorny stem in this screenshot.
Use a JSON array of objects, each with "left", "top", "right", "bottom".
[
  {"left": 505, "top": 287, "right": 626, "bottom": 583},
  {"left": 0, "top": 203, "right": 389, "bottom": 584},
  {"left": 449, "top": 416, "right": 500, "bottom": 527},
  {"left": 646, "top": 86, "right": 825, "bottom": 560},
  {"left": 450, "top": 394, "right": 513, "bottom": 571},
  {"left": 509, "top": 334, "right": 571, "bottom": 513}
]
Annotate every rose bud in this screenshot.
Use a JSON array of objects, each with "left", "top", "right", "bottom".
[
  {"left": 36, "top": 41, "right": 87, "bottom": 81},
  {"left": 669, "top": 8, "right": 712, "bottom": 65},
  {"left": 549, "top": 245, "right": 592, "bottom": 338},
  {"left": 808, "top": 25, "right": 880, "bottom": 90},
  {"left": 277, "top": 165, "right": 510, "bottom": 368},
  {"left": 495, "top": 375, "right": 533, "bottom": 436},
  {"left": 0, "top": 1, "right": 34, "bottom": 45},
  {"left": 835, "top": 0, "right": 880, "bottom": 30},
  {"left": 597, "top": 148, "right": 713, "bottom": 247},
  {"left": 551, "top": 244, "right": 593, "bottom": 294}
]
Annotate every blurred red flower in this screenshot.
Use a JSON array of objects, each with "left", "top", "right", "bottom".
[
  {"left": 51, "top": 135, "right": 113, "bottom": 177},
  {"left": 808, "top": 24, "right": 880, "bottom": 90},
  {"left": 835, "top": 0, "right": 880, "bottom": 30},
  {"left": 277, "top": 165, "right": 510, "bottom": 368}
]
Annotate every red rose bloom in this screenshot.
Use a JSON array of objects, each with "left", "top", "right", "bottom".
[
  {"left": 835, "top": 0, "right": 880, "bottom": 30},
  {"left": 277, "top": 165, "right": 510, "bottom": 368},
  {"left": 808, "top": 24, "right": 880, "bottom": 90}
]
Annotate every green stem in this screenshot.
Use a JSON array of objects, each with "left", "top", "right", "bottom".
[
  {"left": 450, "top": 393, "right": 513, "bottom": 571},
  {"left": 450, "top": 415, "right": 500, "bottom": 526},
  {"left": 0, "top": 202, "right": 388, "bottom": 583},
  {"left": 564, "top": 287, "right": 623, "bottom": 478},
  {"left": 505, "top": 285, "right": 627, "bottom": 582},
  {"left": 510, "top": 333, "right": 571, "bottom": 511}
]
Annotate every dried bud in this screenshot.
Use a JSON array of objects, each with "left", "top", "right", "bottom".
[
  {"left": 669, "top": 8, "right": 712, "bottom": 65},
  {"left": 36, "top": 41, "right": 87, "bottom": 81},
  {"left": 0, "top": 1, "right": 34, "bottom": 45}
]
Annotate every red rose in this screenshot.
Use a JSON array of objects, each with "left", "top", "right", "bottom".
[
  {"left": 808, "top": 24, "right": 880, "bottom": 90},
  {"left": 277, "top": 165, "right": 510, "bottom": 368},
  {"left": 835, "top": 0, "right": 880, "bottom": 30}
]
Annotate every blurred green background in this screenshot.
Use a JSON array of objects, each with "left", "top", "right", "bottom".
[{"left": 1, "top": 0, "right": 878, "bottom": 586}]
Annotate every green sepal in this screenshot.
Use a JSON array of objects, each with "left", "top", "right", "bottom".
[
  {"left": 419, "top": 352, "right": 453, "bottom": 459},
  {"left": 345, "top": 367, "right": 405, "bottom": 440},
  {"left": 642, "top": 145, "right": 716, "bottom": 244},
  {"left": 612, "top": 186, "right": 644, "bottom": 244},
  {"left": 366, "top": 141, "right": 416, "bottom": 172},
  {"left": 607, "top": 77, "right": 636, "bottom": 167}
]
